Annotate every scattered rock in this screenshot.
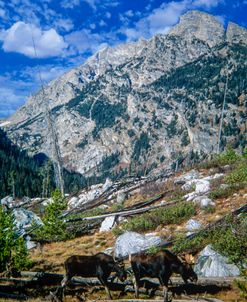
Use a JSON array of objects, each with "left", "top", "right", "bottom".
[
  {"left": 183, "top": 173, "right": 224, "bottom": 204},
  {"left": 25, "top": 235, "right": 37, "bottom": 250},
  {"left": 68, "top": 178, "right": 113, "bottom": 209},
  {"left": 99, "top": 216, "right": 116, "bottom": 232},
  {"left": 13, "top": 208, "right": 43, "bottom": 235},
  {"left": 98, "top": 204, "right": 109, "bottom": 210},
  {"left": 103, "top": 247, "right": 114, "bottom": 256},
  {"left": 114, "top": 231, "right": 164, "bottom": 258},
  {"left": 174, "top": 170, "right": 200, "bottom": 185},
  {"left": 194, "top": 245, "right": 240, "bottom": 277},
  {"left": 193, "top": 196, "right": 215, "bottom": 208},
  {"left": 186, "top": 219, "right": 202, "bottom": 232},
  {"left": 116, "top": 192, "right": 127, "bottom": 204},
  {"left": 1, "top": 196, "right": 15, "bottom": 208}
]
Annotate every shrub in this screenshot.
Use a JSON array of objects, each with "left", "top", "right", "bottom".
[
  {"left": 225, "top": 162, "right": 247, "bottom": 184},
  {"left": 114, "top": 202, "right": 196, "bottom": 233},
  {"left": 172, "top": 215, "right": 247, "bottom": 267},
  {"left": 215, "top": 148, "right": 240, "bottom": 165},
  {"left": 0, "top": 207, "right": 31, "bottom": 274},
  {"left": 33, "top": 189, "right": 69, "bottom": 241}
]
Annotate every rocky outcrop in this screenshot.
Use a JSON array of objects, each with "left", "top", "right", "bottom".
[
  {"left": 226, "top": 22, "right": 247, "bottom": 44},
  {"left": 194, "top": 245, "right": 240, "bottom": 277},
  {"left": 169, "top": 10, "right": 225, "bottom": 47},
  {"left": 114, "top": 231, "right": 164, "bottom": 258}
]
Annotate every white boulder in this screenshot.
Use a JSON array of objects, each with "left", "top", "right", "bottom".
[
  {"left": 193, "top": 196, "right": 215, "bottom": 207},
  {"left": 174, "top": 170, "right": 201, "bottom": 184},
  {"left": 114, "top": 231, "right": 164, "bottom": 258},
  {"left": 194, "top": 245, "right": 240, "bottom": 277},
  {"left": 13, "top": 208, "right": 43, "bottom": 234},
  {"left": 116, "top": 192, "right": 127, "bottom": 204},
  {"left": 186, "top": 219, "right": 202, "bottom": 232},
  {"left": 1, "top": 196, "right": 15, "bottom": 208},
  {"left": 100, "top": 216, "right": 116, "bottom": 232}
]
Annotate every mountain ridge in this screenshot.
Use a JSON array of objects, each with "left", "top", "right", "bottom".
[{"left": 5, "top": 10, "right": 247, "bottom": 183}]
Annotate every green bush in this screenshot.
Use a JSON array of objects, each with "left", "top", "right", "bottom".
[
  {"left": 114, "top": 202, "right": 196, "bottom": 234},
  {"left": 172, "top": 215, "right": 247, "bottom": 267},
  {"left": 225, "top": 162, "right": 247, "bottom": 184},
  {"left": 0, "top": 207, "right": 31, "bottom": 274},
  {"left": 33, "top": 189, "right": 69, "bottom": 241},
  {"left": 215, "top": 148, "right": 240, "bottom": 165}
]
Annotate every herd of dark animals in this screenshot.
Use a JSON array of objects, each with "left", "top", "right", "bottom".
[{"left": 56, "top": 249, "right": 198, "bottom": 302}]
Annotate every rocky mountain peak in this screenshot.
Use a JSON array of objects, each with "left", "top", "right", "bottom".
[
  {"left": 168, "top": 10, "right": 225, "bottom": 47},
  {"left": 226, "top": 22, "right": 247, "bottom": 44}
]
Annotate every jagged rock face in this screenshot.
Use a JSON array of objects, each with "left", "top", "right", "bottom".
[
  {"left": 5, "top": 11, "right": 247, "bottom": 182},
  {"left": 226, "top": 22, "right": 247, "bottom": 44},
  {"left": 169, "top": 10, "right": 225, "bottom": 47}
]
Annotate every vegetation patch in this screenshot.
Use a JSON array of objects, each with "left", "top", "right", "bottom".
[
  {"left": 0, "top": 207, "right": 32, "bottom": 274},
  {"left": 113, "top": 202, "right": 196, "bottom": 234},
  {"left": 172, "top": 214, "right": 247, "bottom": 267},
  {"left": 32, "top": 189, "right": 70, "bottom": 241}
]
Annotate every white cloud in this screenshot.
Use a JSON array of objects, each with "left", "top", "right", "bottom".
[
  {"left": 105, "top": 11, "right": 111, "bottom": 19},
  {"left": 99, "top": 20, "right": 106, "bottom": 27},
  {"left": 192, "top": 0, "right": 224, "bottom": 9},
  {"left": 65, "top": 29, "right": 103, "bottom": 54},
  {"left": 0, "top": 21, "right": 68, "bottom": 58},
  {"left": 0, "top": 75, "right": 30, "bottom": 118},
  {"left": 0, "top": 8, "right": 5, "bottom": 18},
  {"left": 54, "top": 18, "right": 74, "bottom": 32},
  {"left": 60, "top": 0, "right": 80, "bottom": 9}
]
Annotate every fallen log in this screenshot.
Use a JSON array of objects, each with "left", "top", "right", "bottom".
[
  {"left": 0, "top": 291, "right": 28, "bottom": 300},
  {"left": 65, "top": 198, "right": 181, "bottom": 223}
]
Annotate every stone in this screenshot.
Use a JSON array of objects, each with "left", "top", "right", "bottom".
[
  {"left": 186, "top": 219, "right": 202, "bottom": 232},
  {"left": 194, "top": 245, "right": 240, "bottom": 277},
  {"left": 1, "top": 196, "right": 15, "bottom": 208},
  {"left": 193, "top": 196, "right": 215, "bottom": 207},
  {"left": 116, "top": 192, "right": 127, "bottom": 204},
  {"left": 114, "top": 231, "right": 164, "bottom": 258},
  {"left": 25, "top": 235, "right": 37, "bottom": 250},
  {"left": 174, "top": 169, "right": 200, "bottom": 184},
  {"left": 99, "top": 216, "right": 116, "bottom": 232},
  {"left": 13, "top": 208, "right": 43, "bottom": 235}
]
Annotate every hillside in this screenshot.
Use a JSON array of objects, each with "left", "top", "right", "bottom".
[
  {"left": 4, "top": 10, "right": 247, "bottom": 186},
  {"left": 16, "top": 150, "right": 247, "bottom": 301},
  {"left": 0, "top": 128, "right": 45, "bottom": 198}
]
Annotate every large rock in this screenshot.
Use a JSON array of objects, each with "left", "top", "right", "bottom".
[
  {"left": 1, "top": 196, "right": 15, "bottom": 208},
  {"left": 13, "top": 208, "right": 43, "bottom": 236},
  {"left": 174, "top": 169, "right": 200, "bottom": 185},
  {"left": 100, "top": 216, "right": 116, "bottom": 232},
  {"left": 114, "top": 231, "right": 164, "bottom": 258},
  {"left": 186, "top": 219, "right": 202, "bottom": 232},
  {"left": 68, "top": 178, "right": 113, "bottom": 209},
  {"left": 194, "top": 245, "right": 240, "bottom": 277}
]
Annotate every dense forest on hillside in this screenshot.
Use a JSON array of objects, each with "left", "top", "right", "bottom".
[
  {"left": 0, "top": 128, "right": 50, "bottom": 198},
  {"left": 0, "top": 128, "right": 127, "bottom": 198}
]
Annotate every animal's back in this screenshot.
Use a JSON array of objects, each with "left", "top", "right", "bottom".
[{"left": 65, "top": 255, "right": 98, "bottom": 277}]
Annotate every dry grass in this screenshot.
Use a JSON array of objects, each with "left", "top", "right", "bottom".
[{"left": 30, "top": 232, "right": 115, "bottom": 273}]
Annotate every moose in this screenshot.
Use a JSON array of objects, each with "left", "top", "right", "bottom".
[
  {"left": 130, "top": 249, "right": 198, "bottom": 302},
  {"left": 61, "top": 252, "right": 127, "bottom": 299}
]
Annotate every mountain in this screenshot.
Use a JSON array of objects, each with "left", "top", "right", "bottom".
[
  {"left": 4, "top": 10, "right": 247, "bottom": 183},
  {"left": 0, "top": 128, "right": 45, "bottom": 198}
]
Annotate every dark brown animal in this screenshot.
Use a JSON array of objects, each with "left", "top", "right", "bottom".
[
  {"left": 130, "top": 249, "right": 197, "bottom": 302},
  {"left": 61, "top": 252, "right": 127, "bottom": 299}
]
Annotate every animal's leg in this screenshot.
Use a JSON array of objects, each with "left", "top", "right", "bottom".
[
  {"left": 159, "top": 276, "right": 170, "bottom": 302},
  {"left": 163, "top": 285, "right": 169, "bottom": 302},
  {"left": 98, "top": 276, "right": 112, "bottom": 300},
  {"left": 133, "top": 275, "right": 140, "bottom": 298},
  {"left": 61, "top": 274, "right": 69, "bottom": 288}
]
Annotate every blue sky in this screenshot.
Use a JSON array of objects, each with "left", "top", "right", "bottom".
[{"left": 0, "top": 0, "right": 246, "bottom": 119}]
